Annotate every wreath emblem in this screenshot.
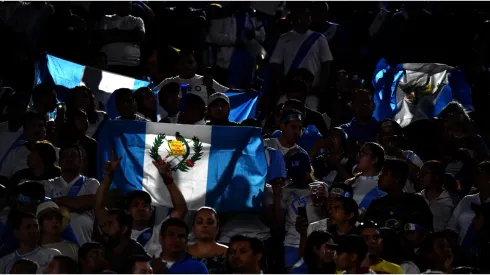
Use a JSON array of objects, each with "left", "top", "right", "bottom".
[{"left": 150, "top": 132, "right": 203, "bottom": 172}]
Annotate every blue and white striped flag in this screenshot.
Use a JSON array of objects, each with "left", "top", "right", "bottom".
[
  {"left": 372, "top": 59, "right": 474, "bottom": 127},
  {"left": 97, "top": 121, "right": 267, "bottom": 212}
]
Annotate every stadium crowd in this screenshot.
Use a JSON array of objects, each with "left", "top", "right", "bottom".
[{"left": 1, "top": 1, "right": 490, "bottom": 274}]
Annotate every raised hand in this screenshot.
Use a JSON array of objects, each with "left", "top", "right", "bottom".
[
  {"left": 104, "top": 151, "right": 121, "bottom": 176},
  {"left": 153, "top": 156, "right": 174, "bottom": 185}
]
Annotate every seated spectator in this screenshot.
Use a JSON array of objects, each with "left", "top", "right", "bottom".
[
  {"left": 10, "top": 140, "right": 61, "bottom": 189},
  {"left": 0, "top": 113, "right": 55, "bottom": 179},
  {"left": 417, "top": 161, "right": 456, "bottom": 232},
  {"left": 178, "top": 93, "right": 207, "bottom": 125},
  {"left": 36, "top": 201, "right": 79, "bottom": 261},
  {"left": 291, "top": 230, "right": 336, "bottom": 274},
  {"left": 158, "top": 82, "right": 181, "bottom": 123},
  {"left": 151, "top": 218, "right": 208, "bottom": 274},
  {"left": 44, "top": 255, "right": 79, "bottom": 274},
  {"left": 402, "top": 216, "right": 430, "bottom": 273},
  {"left": 154, "top": 50, "right": 228, "bottom": 103},
  {"left": 357, "top": 221, "right": 404, "bottom": 274},
  {"left": 311, "top": 127, "right": 355, "bottom": 185},
  {"left": 380, "top": 226, "right": 420, "bottom": 274},
  {"left": 377, "top": 119, "right": 423, "bottom": 193},
  {"left": 418, "top": 232, "right": 454, "bottom": 274},
  {"left": 188, "top": 207, "right": 227, "bottom": 273},
  {"left": 78, "top": 242, "right": 107, "bottom": 274},
  {"left": 122, "top": 254, "right": 152, "bottom": 274},
  {"left": 333, "top": 234, "right": 374, "bottom": 274},
  {"left": 345, "top": 142, "right": 385, "bottom": 210},
  {"left": 0, "top": 212, "right": 61, "bottom": 273},
  {"left": 134, "top": 87, "right": 157, "bottom": 122},
  {"left": 227, "top": 235, "right": 264, "bottom": 274},
  {"left": 97, "top": 2, "right": 145, "bottom": 78},
  {"left": 65, "top": 86, "right": 109, "bottom": 139},
  {"left": 10, "top": 259, "right": 38, "bottom": 274},
  {"left": 206, "top": 93, "right": 240, "bottom": 126},
  {"left": 366, "top": 159, "right": 433, "bottom": 232},
  {"left": 340, "top": 89, "right": 378, "bottom": 148},
  {"left": 114, "top": 88, "right": 149, "bottom": 121},
  {"left": 264, "top": 109, "right": 305, "bottom": 155}
]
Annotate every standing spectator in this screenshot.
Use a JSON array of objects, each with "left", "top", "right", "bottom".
[
  {"left": 178, "top": 94, "right": 207, "bottom": 125},
  {"left": 357, "top": 221, "right": 405, "bottom": 274},
  {"left": 264, "top": 109, "right": 305, "bottom": 155},
  {"left": 366, "top": 159, "right": 433, "bottom": 232},
  {"left": 157, "top": 82, "right": 181, "bottom": 123},
  {"left": 30, "top": 83, "right": 57, "bottom": 118},
  {"left": 43, "top": 144, "right": 100, "bottom": 246},
  {"left": 114, "top": 88, "right": 149, "bottom": 121},
  {"left": 0, "top": 212, "right": 61, "bottom": 273},
  {"left": 207, "top": 2, "right": 265, "bottom": 89},
  {"left": 227, "top": 235, "right": 264, "bottom": 274},
  {"left": 134, "top": 87, "right": 157, "bottom": 122},
  {"left": 270, "top": 4, "right": 332, "bottom": 107},
  {"left": 97, "top": 2, "right": 145, "bottom": 78},
  {"left": 417, "top": 161, "right": 456, "bottom": 232},
  {"left": 206, "top": 93, "right": 240, "bottom": 126}
]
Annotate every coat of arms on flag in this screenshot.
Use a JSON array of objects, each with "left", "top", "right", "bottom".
[{"left": 149, "top": 132, "right": 203, "bottom": 172}]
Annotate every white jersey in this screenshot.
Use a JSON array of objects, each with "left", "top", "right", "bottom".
[
  {"left": 0, "top": 247, "right": 61, "bottom": 273},
  {"left": 264, "top": 138, "right": 303, "bottom": 156},
  {"left": 43, "top": 175, "right": 100, "bottom": 246},
  {"left": 345, "top": 175, "right": 384, "bottom": 210}
]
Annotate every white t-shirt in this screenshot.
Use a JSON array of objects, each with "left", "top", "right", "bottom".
[
  {"left": 264, "top": 138, "right": 303, "bottom": 156},
  {"left": 155, "top": 74, "right": 229, "bottom": 104},
  {"left": 282, "top": 183, "right": 325, "bottom": 247},
  {"left": 270, "top": 30, "right": 333, "bottom": 87},
  {"left": 0, "top": 247, "right": 61, "bottom": 274},
  {"left": 307, "top": 217, "right": 329, "bottom": 237},
  {"left": 446, "top": 193, "right": 490, "bottom": 245},
  {"left": 42, "top": 241, "right": 79, "bottom": 262},
  {"left": 99, "top": 14, "right": 145, "bottom": 67},
  {"left": 43, "top": 176, "right": 100, "bottom": 246},
  {"left": 130, "top": 206, "right": 171, "bottom": 258}
]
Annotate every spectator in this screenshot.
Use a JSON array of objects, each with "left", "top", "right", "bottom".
[
  {"left": 264, "top": 109, "right": 305, "bottom": 155},
  {"left": 339, "top": 89, "right": 378, "bottom": 147},
  {"left": 345, "top": 142, "right": 385, "bottom": 210},
  {"left": 65, "top": 86, "right": 109, "bottom": 139},
  {"left": 37, "top": 201, "right": 78, "bottom": 261},
  {"left": 333, "top": 234, "right": 374, "bottom": 274},
  {"left": 178, "top": 93, "right": 207, "bottom": 125},
  {"left": 357, "top": 221, "right": 404, "bottom": 274},
  {"left": 207, "top": 3, "right": 265, "bottom": 89},
  {"left": 291, "top": 230, "right": 336, "bottom": 274},
  {"left": 122, "top": 254, "right": 152, "bottom": 274},
  {"left": 0, "top": 92, "right": 27, "bottom": 134},
  {"left": 151, "top": 218, "right": 208, "bottom": 274},
  {"left": 366, "top": 159, "right": 433, "bottom": 232},
  {"left": 154, "top": 50, "right": 228, "bottom": 104},
  {"left": 0, "top": 113, "right": 53, "bottom": 179},
  {"left": 44, "top": 255, "right": 79, "bottom": 274},
  {"left": 418, "top": 232, "right": 454, "bottom": 274},
  {"left": 417, "top": 161, "right": 456, "bottom": 232},
  {"left": 114, "top": 88, "right": 149, "bottom": 121},
  {"left": 78, "top": 242, "right": 107, "bottom": 274},
  {"left": 158, "top": 82, "right": 181, "bottom": 123},
  {"left": 227, "top": 235, "right": 264, "bottom": 274},
  {"left": 43, "top": 144, "right": 100, "bottom": 246},
  {"left": 10, "top": 140, "right": 61, "bottom": 189},
  {"left": 188, "top": 207, "right": 227, "bottom": 273},
  {"left": 206, "top": 92, "right": 240, "bottom": 126},
  {"left": 134, "top": 87, "right": 157, "bottom": 122},
  {"left": 30, "top": 83, "right": 57, "bottom": 118},
  {"left": 0, "top": 211, "right": 61, "bottom": 273},
  {"left": 97, "top": 2, "right": 145, "bottom": 78}
]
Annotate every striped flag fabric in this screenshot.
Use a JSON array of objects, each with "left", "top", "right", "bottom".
[
  {"left": 372, "top": 58, "right": 474, "bottom": 127},
  {"left": 97, "top": 120, "right": 267, "bottom": 212}
]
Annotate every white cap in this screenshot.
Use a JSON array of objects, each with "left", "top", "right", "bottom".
[
  {"left": 36, "top": 200, "right": 70, "bottom": 230},
  {"left": 207, "top": 92, "right": 230, "bottom": 106}
]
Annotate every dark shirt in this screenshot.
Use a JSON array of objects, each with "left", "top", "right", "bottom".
[
  {"left": 304, "top": 107, "right": 329, "bottom": 137},
  {"left": 339, "top": 117, "right": 378, "bottom": 143},
  {"left": 206, "top": 120, "right": 240, "bottom": 126},
  {"left": 365, "top": 193, "right": 434, "bottom": 232},
  {"left": 9, "top": 167, "right": 61, "bottom": 189},
  {"left": 106, "top": 238, "right": 148, "bottom": 273}
]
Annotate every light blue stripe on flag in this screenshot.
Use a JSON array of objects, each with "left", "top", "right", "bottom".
[
  {"left": 227, "top": 91, "right": 259, "bottom": 122},
  {"left": 372, "top": 58, "right": 473, "bottom": 127},
  {"left": 97, "top": 121, "right": 267, "bottom": 212}
]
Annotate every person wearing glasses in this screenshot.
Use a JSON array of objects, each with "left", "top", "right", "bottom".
[{"left": 357, "top": 220, "right": 404, "bottom": 274}]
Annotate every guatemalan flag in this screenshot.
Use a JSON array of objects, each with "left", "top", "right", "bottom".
[
  {"left": 372, "top": 58, "right": 474, "bottom": 127},
  {"left": 97, "top": 120, "right": 267, "bottom": 212},
  {"left": 35, "top": 54, "right": 259, "bottom": 122}
]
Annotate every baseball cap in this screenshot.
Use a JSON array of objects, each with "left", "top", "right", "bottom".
[
  {"left": 328, "top": 183, "right": 353, "bottom": 198},
  {"left": 36, "top": 200, "right": 71, "bottom": 230},
  {"left": 207, "top": 92, "right": 230, "bottom": 106},
  {"left": 329, "top": 127, "right": 348, "bottom": 141},
  {"left": 286, "top": 150, "right": 311, "bottom": 182},
  {"left": 328, "top": 234, "right": 368, "bottom": 258}
]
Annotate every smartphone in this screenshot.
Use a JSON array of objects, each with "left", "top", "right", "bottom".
[{"left": 297, "top": 206, "right": 308, "bottom": 223}]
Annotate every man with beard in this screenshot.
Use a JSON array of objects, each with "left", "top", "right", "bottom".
[{"left": 101, "top": 209, "right": 147, "bottom": 273}]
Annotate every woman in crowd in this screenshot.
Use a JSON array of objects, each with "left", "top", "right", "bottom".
[
  {"left": 65, "top": 86, "right": 109, "bottom": 139},
  {"left": 188, "top": 207, "right": 228, "bottom": 274},
  {"left": 291, "top": 230, "right": 336, "bottom": 274}
]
